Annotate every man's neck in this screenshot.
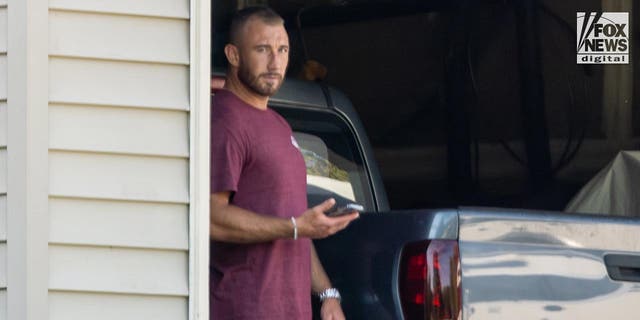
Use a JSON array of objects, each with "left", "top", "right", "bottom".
[{"left": 224, "top": 74, "right": 269, "bottom": 110}]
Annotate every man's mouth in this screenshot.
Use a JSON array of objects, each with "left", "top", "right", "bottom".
[{"left": 262, "top": 73, "right": 282, "bottom": 80}]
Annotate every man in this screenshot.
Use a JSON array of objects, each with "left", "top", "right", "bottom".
[{"left": 210, "top": 6, "right": 360, "bottom": 320}]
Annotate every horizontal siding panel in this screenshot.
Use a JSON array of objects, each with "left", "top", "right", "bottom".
[
  {"left": 50, "top": 104, "right": 188, "bottom": 157},
  {"left": 0, "top": 290, "right": 5, "bottom": 320},
  {"left": 49, "top": 57, "right": 189, "bottom": 110},
  {"left": 0, "top": 103, "right": 5, "bottom": 147},
  {"left": 49, "top": 245, "right": 188, "bottom": 295},
  {"left": 0, "top": 54, "right": 5, "bottom": 100},
  {"left": 0, "top": 243, "right": 5, "bottom": 287},
  {"left": 0, "top": 8, "right": 6, "bottom": 52},
  {"left": 50, "top": 291, "right": 187, "bottom": 320},
  {"left": 50, "top": 198, "right": 188, "bottom": 250},
  {"left": 50, "top": 10, "right": 189, "bottom": 64},
  {"left": 0, "top": 196, "right": 5, "bottom": 240},
  {"left": 0, "top": 149, "right": 5, "bottom": 194},
  {"left": 49, "top": 0, "right": 189, "bottom": 19},
  {"left": 50, "top": 151, "right": 188, "bottom": 203}
]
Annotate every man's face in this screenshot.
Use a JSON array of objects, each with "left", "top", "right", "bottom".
[{"left": 235, "top": 18, "right": 289, "bottom": 97}]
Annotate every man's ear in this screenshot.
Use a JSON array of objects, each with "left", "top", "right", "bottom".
[{"left": 224, "top": 44, "right": 240, "bottom": 67}]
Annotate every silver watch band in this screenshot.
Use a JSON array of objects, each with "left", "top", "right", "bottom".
[{"left": 318, "top": 288, "right": 341, "bottom": 303}]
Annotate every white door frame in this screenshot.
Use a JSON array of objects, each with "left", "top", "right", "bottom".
[
  {"left": 189, "top": 0, "right": 211, "bottom": 319},
  {"left": 7, "top": 0, "right": 50, "bottom": 319}
]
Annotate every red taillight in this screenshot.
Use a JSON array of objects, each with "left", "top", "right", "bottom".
[{"left": 399, "top": 240, "right": 461, "bottom": 320}]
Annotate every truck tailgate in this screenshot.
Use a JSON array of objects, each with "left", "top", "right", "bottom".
[{"left": 459, "top": 207, "right": 640, "bottom": 320}]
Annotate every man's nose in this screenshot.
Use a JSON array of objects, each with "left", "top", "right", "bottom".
[{"left": 268, "top": 51, "right": 284, "bottom": 71}]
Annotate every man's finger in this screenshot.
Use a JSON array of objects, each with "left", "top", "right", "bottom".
[
  {"left": 331, "top": 211, "right": 359, "bottom": 223},
  {"left": 315, "top": 198, "right": 336, "bottom": 211}
]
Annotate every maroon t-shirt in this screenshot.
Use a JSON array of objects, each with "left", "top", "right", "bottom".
[{"left": 210, "top": 90, "right": 312, "bottom": 320}]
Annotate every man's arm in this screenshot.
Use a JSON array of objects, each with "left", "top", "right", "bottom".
[
  {"left": 311, "top": 244, "right": 333, "bottom": 293},
  {"left": 311, "top": 244, "right": 345, "bottom": 320},
  {"left": 210, "top": 192, "right": 359, "bottom": 243}
]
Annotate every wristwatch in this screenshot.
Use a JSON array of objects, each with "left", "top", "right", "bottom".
[{"left": 318, "top": 288, "right": 341, "bottom": 303}]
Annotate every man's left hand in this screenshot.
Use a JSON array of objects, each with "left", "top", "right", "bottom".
[{"left": 321, "top": 299, "right": 345, "bottom": 320}]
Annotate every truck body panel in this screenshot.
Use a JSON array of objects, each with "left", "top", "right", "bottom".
[{"left": 459, "top": 207, "right": 640, "bottom": 320}]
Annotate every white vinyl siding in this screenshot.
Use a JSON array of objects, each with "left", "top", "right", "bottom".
[
  {"left": 49, "top": 246, "right": 188, "bottom": 295},
  {"left": 49, "top": 105, "right": 189, "bottom": 157},
  {"left": 49, "top": 11, "right": 189, "bottom": 64},
  {"left": 50, "top": 292, "right": 188, "bottom": 320},
  {"left": 49, "top": 152, "right": 189, "bottom": 203},
  {"left": 0, "top": 290, "right": 4, "bottom": 320},
  {"left": 49, "top": 58, "right": 189, "bottom": 110},
  {"left": 0, "top": 4, "right": 5, "bottom": 54},
  {"left": 0, "top": 240, "right": 5, "bottom": 320},
  {"left": 48, "top": 1, "right": 190, "bottom": 318},
  {"left": 0, "top": 1, "right": 6, "bottom": 318},
  {"left": 49, "top": 199, "right": 188, "bottom": 250},
  {"left": 0, "top": 242, "right": 5, "bottom": 286},
  {"left": 0, "top": 56, "right": 5, "bottom": 101},
  {"left": 49, "top": 0, "right": 189, "bottom": 19},
  {"left": 0, "top": 103, "right": 5, "bottom": 147}
]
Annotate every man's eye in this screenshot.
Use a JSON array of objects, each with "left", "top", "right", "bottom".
[
  {"left": 279, "top": 48, "right": 289, "bottom": 53},
  {"left": 256, "top": 47, "right": 266, "bottom": 53}
]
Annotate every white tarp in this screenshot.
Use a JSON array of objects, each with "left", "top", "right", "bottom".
[{"left": 565, "top": 150, "right": 640, "bottom": 217}]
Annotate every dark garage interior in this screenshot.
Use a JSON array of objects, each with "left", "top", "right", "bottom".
[{"left": 212, "top": 0, "right": 639, "bottom": 212}]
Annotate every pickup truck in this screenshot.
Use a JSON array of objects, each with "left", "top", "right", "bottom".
[{"left": 211, "top": 76, "right": 640, "bottom": 320}]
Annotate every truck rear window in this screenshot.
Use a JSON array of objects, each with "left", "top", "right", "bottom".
[{"left": 273, "top": 106, "right": 374, "bottom": 211}]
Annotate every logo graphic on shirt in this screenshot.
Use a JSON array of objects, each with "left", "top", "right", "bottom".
[
  {"left": 577, "top": 12, "right": 629, "bottom": 64},
  {"left": 291, "top": 136, "right": 300, "bottom": 149}
]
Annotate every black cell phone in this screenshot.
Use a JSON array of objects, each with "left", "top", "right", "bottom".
[{"left": 325, "top": 203, "right": 364, "bottom": 217}]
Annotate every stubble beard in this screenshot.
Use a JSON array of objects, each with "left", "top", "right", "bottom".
[{"left": 238, "top": 64, "right": 283, "bottom": 97}]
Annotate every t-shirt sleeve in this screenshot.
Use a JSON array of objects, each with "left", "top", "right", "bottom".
[{"left": 210, "top": 123, "right": 245, "bottom": 194}]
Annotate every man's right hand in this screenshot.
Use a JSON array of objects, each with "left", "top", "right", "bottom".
[{"left": 296, "top": 198, "right": 360, "bottom": 239}]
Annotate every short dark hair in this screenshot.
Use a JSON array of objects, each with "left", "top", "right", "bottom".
[{"left": 229, "top": 6, "right": 284, "bottom": 45}]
